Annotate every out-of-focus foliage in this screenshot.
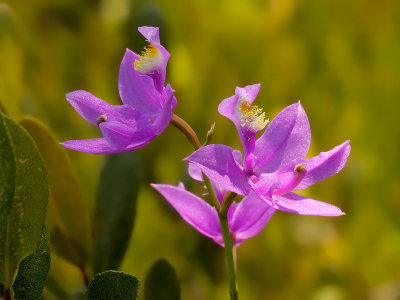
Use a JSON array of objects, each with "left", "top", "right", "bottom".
[
  {"left": 0, "top": 112, "right": 48, "bottom": 293},
  {"left": 1, "top": 0, "right": 400, "bottom": 299},
  {"left": 19, "top": 116, "right": 91, "bottom": 267},
  {"left": 92, "top": 152, "right": 140, "bottom": 274},
  {"left": 144, "top": 258, "right": 181, "bottom": 300}
]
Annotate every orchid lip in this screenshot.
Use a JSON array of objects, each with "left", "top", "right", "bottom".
[
  {"left": 134, "top": 43, "right": 163, "bottom": 74},
  {"left": 237, "top": 100, "right": 269, "bottom": 132},
  {"left": 272, "top": 164, "right": 307, "bottom": 196}
]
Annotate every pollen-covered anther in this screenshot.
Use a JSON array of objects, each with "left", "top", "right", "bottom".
[
  {"left": 96, "top": 114, "right": 107, "bottom": 125},
  {"left": 239, "top": 101, "right": 269, "bottom": 131},
  {"left": 134, "top": 43, "right": 163, "bottom": 74}
]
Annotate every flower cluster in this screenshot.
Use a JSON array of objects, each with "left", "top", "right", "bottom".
[{"left": 63, "top": 27, "right": 350, "bottom": 248}]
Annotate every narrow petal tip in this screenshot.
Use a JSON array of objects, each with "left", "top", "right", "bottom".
[{"left": 138, "top": 26, "right": 160, "bottom": 44}]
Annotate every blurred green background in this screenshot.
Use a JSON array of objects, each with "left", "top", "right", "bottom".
[{"left": 1, "top": 0, "right": 400, "bottom": 299}]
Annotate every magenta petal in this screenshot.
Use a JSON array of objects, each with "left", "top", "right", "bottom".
[
  {"left": 66, "top": 90, "right": 125, "bottom": 125},
  {"left": 151, "top": 87, "right": 175, "bottom": 135},
  {"left": 254, "top": 102, "right": 311, "bottom": 173},
  {"left": 138, "top": 26, "right": 160, "bottom": 44},
  {"left": 294, "top": 140, "right": 351, "bottom": 190},
  {"left": 185, "top": 144, "right": 249, "bottom": 195},
  {"left": 218, "top": 84, "right": 261, "bottom": 128},
  {"left": 188, "top": 163, "right": 203, "bottom": 181},
  {"left": 137, "top": 27, "right": 170, "bottom": 92},
  {"left": 230, "top": 191, "right": 275, "bottom": 245},
  {"left": 151, "top": 184, "right": 222, "bottom": 241},
  {"left": 235, "top": 84, "right": 261, "bottom": 105},
  {"left": 99, "top": 121, "right": 139, "bottom": 149},
  {"left": 118, "top": 49, "right": 161, "bottom": 113},
  {"left": 273, "top": 193, "right": 345, "bottom": 216},
  {"left": 61, "top": 138, "right": 123, "bottom": 154}
]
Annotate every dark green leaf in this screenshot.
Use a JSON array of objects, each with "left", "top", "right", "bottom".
[
  {"left": 144, "top": 259, "right": 181, "bottom": 300},
  {"left": 13, "top": 227, "right": 50, "bottom": 300},
  {"left": 19, "top": 116, "right": 91, "bottom": 267},
  {"left": 92, "top": 152, "right": 140, "bottom": 274},
  {"left": 0, "top": 112, "right": 48, "bottom": 292},
  {"left": 86, "top": 270, "right": 140, "bottom": 300}
]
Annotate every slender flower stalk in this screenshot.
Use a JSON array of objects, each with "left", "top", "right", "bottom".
[
  {"left": 219, "top": 214, "right": 238, "bottom": 300},
  {"left": 167, "top": 115, "right": 243, "bottom": 299},
  {"left": 170, "top": 114, "right": 202, "bottom": 149}
]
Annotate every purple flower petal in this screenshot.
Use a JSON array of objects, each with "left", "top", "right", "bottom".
[
  {"left": 218, "top": 84, "right": 263, "bottom": 158},
  {"left": 99, "top": 121, "right": 154, "bottom": 149},
  {"left": 273, "top": 193, "right": 345, "bottom": 216},
  {"left": 230, "top": 191, "right": 275, "bottom": 245},
  {"left": 185, "top": 144, "right": 250, "bottom": 195},
  {"left": 151, "top": 86, "right": 176, "bottom": 135},
  {"left": 218, "top": 84, "right": 261, "bottom": 126},
  {"left": 118, "top": 49, "right": 161, "bottom": 113},
  {"left": 138, "top": 26, "right": 160, "bottom": 44},
  {"left": 137, "top": 26, "right": 170, "bottom": 92},
  {"left": 66, "top": 90, "right": 138, "bottom": 125},
  {"left": 61, "top": 138, "right": 149, "bottom": 154},
  {"left": 294, "top": 140, "right": 351, "bottom": 190},
  {"left": 188, "top": 162, "right": 203, "bottom": 181},
  {"left": 151, "top": 184, "right": 222, "bottom": 241},
  {"left": 254, "top": 102, "right": 311, "bottom": 174}
]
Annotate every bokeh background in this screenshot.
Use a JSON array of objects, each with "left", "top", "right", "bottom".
[{"left": 1, "top": 0, "right": 400, "bottom": 299}]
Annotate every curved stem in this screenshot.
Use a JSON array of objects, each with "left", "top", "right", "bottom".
[{"left": 170, "top": 114, "right": 202, "bottom": 150}]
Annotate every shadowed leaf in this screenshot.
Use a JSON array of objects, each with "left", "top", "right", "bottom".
[
  {"left": 0, "top": 112, "right": 48, "bottom": 293},
  {"left": 87, "top": 270, "right": 140, "bottom": 300},
  {"left": 144, "top": 259, "right": 181, "bottom": 300},
  {"left": 0, "top": 100, "right": 7, "bottom": 115},
  {"left": 13, "top": 227, "right": 50, "bottom": 299},
  {"left": 92, "top": 152, "right": 140, "bottom": 274},
  {"left": 19, "top": 116, "right": 91, "bottom": 267}
]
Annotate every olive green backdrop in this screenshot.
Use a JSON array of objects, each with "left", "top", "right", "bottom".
[{"left": 1, "top": 0, "right": 399, "bottom": 299}]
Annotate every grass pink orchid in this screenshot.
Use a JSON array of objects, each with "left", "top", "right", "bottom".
[
  {"left": 186, "top": 85, "right": 350, "bottom": 216},
  {"left": 62, "top": 26, "right": 176, "bottom": 154}
]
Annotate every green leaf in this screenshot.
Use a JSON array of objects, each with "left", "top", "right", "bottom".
[
  {"left": 92, "top": 152, "right": 140, "bottom": 274},
  {"left": 13, "top": 226, "right": 50, "bottom": 300},
  {"left": 144, "top": 259, "right": 181, "bottom": 300},
  {"left": 86, "top": 270, "right": 140, "bottom": 300},
  {"left": 0, "top": 112, "right": 48, "bottom": 292},
  {"left": 19, "top": 116, "right": 91, "bottom": 267}
]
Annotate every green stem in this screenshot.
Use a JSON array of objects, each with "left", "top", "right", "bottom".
[
  {"left": 219, "top": 214, "right": 239, "bottom": 300},
  {"left": 220, "top": 191, "right": 237, "bottom": 217},
  {"left": 170, "top": 114, "right": 239, "bottom": 299},
  {"left": 202, "top": 173, "right": 221, "bottom": 210}
]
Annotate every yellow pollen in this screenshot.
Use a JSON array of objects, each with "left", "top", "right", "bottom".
[
  {"left": 239, "top": 101, "right": 269, "bottom": 131},
  {"left": 134, "top": 44, "right": 162, "bottom": 74}
]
